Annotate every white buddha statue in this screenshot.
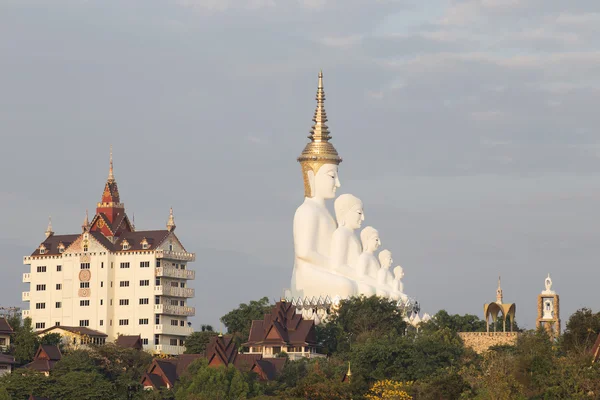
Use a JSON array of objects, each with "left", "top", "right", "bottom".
[
  {"left": 355, "top": 226, "right": 381, "bottom": 296},
  {"left": 376, "top": 249, "right": 394, "bottom": 297},
  {"left": 330, "top": 194, "right": 364, "bottom": 271},
  {"left": 390, "top": 265, "right": 405, "bottom": 301},
  {"left": 291, "top": 71, "right": 356, "bottom": 299}
]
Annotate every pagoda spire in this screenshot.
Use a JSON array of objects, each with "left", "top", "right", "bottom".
[
  {"left": 45, "top": 216, "right": 54, "bottom": 238},
  {"left": 167, "top": 207, "right": 176, "bottom": 232},
  {"left": 108, "top": 145, "right": 115, "bottom": 182},
  {"left": 496, "top": 276, "right": 503, "bottom": 304},
  {"left": 310, "top": 70, "right": 331, "bottom": 142}
]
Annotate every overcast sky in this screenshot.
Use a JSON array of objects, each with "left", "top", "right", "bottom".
[{"left": 2, "top": 0, "right": 600, "bottom": 330}]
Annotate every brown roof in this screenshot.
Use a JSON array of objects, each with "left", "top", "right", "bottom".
[
  {"left": 243, "top": 301, "right": 316, "bottom": 347},
  {"left": 38, "top": 325, "right": 107, "bottom": 338},
  {"left": 30, "top": 234, "right": 79, "bottom": 256},
  {"left": 0, "top": 317, "right": 13, "bottom": 334},
  {"left": 254, "top": 358, "right": 286, "bottom": 380},
  {"left": 23, "top": 345, "right": 62, "bottom": 373},
  {"left": 114, "top": 230, "right": 172, "bottom": 251},
  {"left": 0, "top": 354, "right": 15, "bottom": 364},
  {"left": 116, "top": 335, "right": 143, "bottom": 350}
]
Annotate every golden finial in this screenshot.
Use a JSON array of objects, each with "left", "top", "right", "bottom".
[
  {"left": 166, "top": 207, "right": 176, "bottom": 232},
  {"left": 45, "top": 216, "right": 54, "bottom": 238},
  {"left": 108, "top": 145, "right": 114, "bottom": 182},
  {"left": 298, "top": 70, "right": 342, "bottom": 197},
  {"left": 496, "top": 275, "right": 503, "bottom": 304},
  {"left": 347, "top": 361, "right": 351, "bottom": 377}
]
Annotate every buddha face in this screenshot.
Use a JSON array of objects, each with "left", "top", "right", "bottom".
[
  {"left": 346, "top": 205, "right": 364, "bottom": 230},
  {"left": 378, "top": 250, "right": 392, "bottom": 269},
  {"left": 367, "top": 233, "right": 381, "bottom": 252},
  {"left": 312, "top": 164, "right": 341, "bottom": 199}
]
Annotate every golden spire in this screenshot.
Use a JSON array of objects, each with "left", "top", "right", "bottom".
[
  {"left": 496, "top": 276, "right": 503, "bottom": 304},
  {"left": 45, "top": 216, "right": 54, "bottom": 238},
  {"left": 108, "top": 145, "right": 115, "bottom": 182},
  {"left": 167, "top": 207, "right": 176, "bottom": 232},
  {"left": 82, "top": 209, "right": 90, "bottom": 232},
  {"left": 298, "top": 70, "right": 342, "bottom": 197},
  {"left": 347, "top": 361, "right": 352, "bottom": 377}
]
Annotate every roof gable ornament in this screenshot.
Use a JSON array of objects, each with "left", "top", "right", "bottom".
[
  {"left": 45, "top": 216, "right": 54, "bottom": 238},
  {"left": 167, "top": 207, "right": 176, "bottom": 232},
  {"left": 82, "top": 210, "right": 90, "bottom": 232}
]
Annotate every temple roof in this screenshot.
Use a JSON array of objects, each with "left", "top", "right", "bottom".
[
  {"left": 244, "top": 301, "right": 316, "bottom": 347},
  {"left": 0, "top": 317, "right": 14, "bottom": 335}
]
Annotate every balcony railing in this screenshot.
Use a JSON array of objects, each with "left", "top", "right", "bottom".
[
  {"left": 23, "top": 273, "right": 31, "bottom": 283},
  {"left": 22, "top": 292, "right": 30, "bottom": 302},
  {"left": 154, "top": 304, "right": 195, "bottom": 316},
  {"left": 154, "top": 324, "right": 193, "bottom": 336},
  {"left": 154, "top": 344, "right": 185, "bottom": 355},
  {"left": 155, "top": 267, "right": 195, "bottom": 280},
  {"left": 155, "top": 250, "right": 196, "bottom": 262},
  {"left": 154, "top": 286, "right": 194, "bottom": 298}
]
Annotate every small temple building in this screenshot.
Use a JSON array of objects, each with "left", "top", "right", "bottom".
[
  {"left": 23, "top": 345, "right": 62, "bottom": 376},
  {"left": 244, "top": 300, "right": 322, "bottom": 361}
]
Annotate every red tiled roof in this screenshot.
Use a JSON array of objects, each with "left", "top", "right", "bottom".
[
  {"left": 244, "top": 301, "right": 316, "bottom": 347},
  {"left": 116, "top": 335, "right": 143, "bottom": 350},
  {"left": 0, "top": 317, "right": 13, "bottom": 334}
]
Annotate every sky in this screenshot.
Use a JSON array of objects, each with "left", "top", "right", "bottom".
[{"left": 2, "top": 0, "right": 600, "bottom": 330}]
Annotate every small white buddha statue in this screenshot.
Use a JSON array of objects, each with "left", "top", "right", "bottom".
[
  {"left": 330, "top": 194, "right": 364, "bottom": 271},
  {"left": 376, "top": 249, "right": 394, "bottom": 297},
  {"left": 355, "top": 226, "right": 381, "bottom": 296},
  {"left": 291, "top": 71, "right": 356, "bottom": 299},
  {"left": 390, "top": 265, "right": 405, "bottom": 301}
]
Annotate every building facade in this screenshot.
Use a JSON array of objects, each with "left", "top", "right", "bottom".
[{"left": 22, "top": 151, "right": 195, "bottom": 355}]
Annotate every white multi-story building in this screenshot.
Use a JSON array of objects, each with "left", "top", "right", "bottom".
[{"left": 22, "top": 152, "right": 196, "bottom": 355}]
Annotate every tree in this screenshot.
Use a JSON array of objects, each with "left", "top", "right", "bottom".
[
  {"left": 220, "top": 297, "right": 272, "bottom": 344},
  {"left": 561, "top": 308, "right": 600, "bottom": 353},
  {"left": 13, "top": 318, "right": 38, "bottom": 364},
  {"left": 0, "top": 387, "right": 10, "bottom": 400},
  {"left": 420, "top": 310, "right": 486, "bottom": 333},
  {"left": 184, "top": 330, "right": 218, "bottom": 354}
]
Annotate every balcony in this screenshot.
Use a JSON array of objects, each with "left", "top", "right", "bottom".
[
  {"left": 23, "top": 273, "right": 31, "bottom": 283},
  {"left": 22, "top": 310, "right": 30, "bottom": 318},
  {"left": 154, "top": 324, "right": 193, "bottom": 336},
  {"left": 154, "top": 304, "right": 195, "bottom": 316},
  {"left": 154, "top": 286, "right": 194, "bottom": 298},
  {"left": 22, "top": 292, "right": 30, "bottom": 302},
  {"left": 155, "top": 267, "right": 195, "bottom": 280},
  {"left": 154, "top": 344, "right": 185, "bottom": 355},
  {"left": 156, "top": 249, "right": 196, "bottom": 262}
]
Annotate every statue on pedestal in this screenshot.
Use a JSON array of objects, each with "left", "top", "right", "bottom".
[
  {"left": 376, "top": 249, "right": 394, "bottom": 297},
  {"left": 355, "top": 226, "right": 381, "bottom": 296}
]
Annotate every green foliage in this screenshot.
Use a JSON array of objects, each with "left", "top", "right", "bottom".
[
  {"left": 13, "top": 317, "right": 38, "bottom": 364},
  {"left": 561, "top": 307, "right": 600, "bottom": 354},
  {"left": 420, "top": 310, "right": 486, "bottom": 333},
  {"left": 319, "top": 295, "right": 407, "bottom": 354},
  {"left": 40, "top": 332, "right": 62, "bottom": 347},
  {"left": 0, "top": 387, "right": 10, "bottom": 400},
  {"left": 220, "top": 297, "right": 272, "bottom": 345},
  {"left": 184, "top": 330, "right": 218, "bottom": 354},
  {"left": 276, "top": 359, "right": 352, "bottom": 400}
]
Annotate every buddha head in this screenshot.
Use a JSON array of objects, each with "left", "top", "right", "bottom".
[
  {"left": 360, "top": 226, "right": 381, "bottom": 252},
  {"left": 378, "top": 250, "right": 392, "bottom": 269},
  {"left": 298, "top": 71, "right": 342, "bottom": 198},
  {"left": 393, "top": 265, "right": 404, "bottom": 280},
  {"left": 334, "top": 194, "right": 364, "bottom": 229}
]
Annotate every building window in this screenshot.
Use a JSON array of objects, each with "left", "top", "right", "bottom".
[
  {"left": 139, "top": 298, "right": 149, "bottom": 305},
  {"left": 170, "top": 338, "right": 178, "bottom": 346},
  {"left": 39, "top": 248, "right": 46, "bottom": 255},
  {"left": 35, "top": 322, "right": 46, "bottom": 329},
  {"left": 100, "top": 299, "right": 103, "bottom": 305},
  {"left": 180, "top": 321, "right": 185, "bottom": 327},
  {"left": 80, "top": 263, "right": 90, "bottom": 269},
  {"left": 120, "top": 262, "right": 130, "bottom": 269},
  {"left": 142, "top": 243, "right": 148, "bottom": 250},
  {"left": 119, "top": 281, "right": 129, "bottom": 287},
  {"left": 55, "top": 302, "right": 61, "bottom": 308},
  {"left": 110, "top": 300, "right": 113, "bottom": 306},
  {"left": 56, "top": 284, "right": 62, "bottom": 290},
  {"left": 180, "top": 282, "right": 186, "bottom": 288},
  {"left": 57, "top": 265, "right": 62, "bottom": 272},
  {"left": 170, "top": 300, "right": 178, "bottom": 306},
  {"left": 155, "top": 278, "right": 161, "bottom": 286},
  {"left": 155, "top": 296, "right": 160, "bottom": 305},
  {"left": 139, "top": 319, "right": 149, "bottom": 325},
  {"left": 36, "top": 284, "right": 46, "bottom": 291},
  {"left": 100, "top": 320, "right": 104, "bottom": 326},
  {"left": 101, "top": 262, "right": 104, "bottom": 269},
  {"left": 156, "top": 260, "right": 160, "bottom": 268},
  {"left": 118, "top": 319, "right": 129, "bottom": 326},
  {"left": 80, "top": 300, "right": 90, "bottom": 306},
  {"left": 169, "top": 244, "right": 173, "bottom": 252},
  {"left": 83, "top": 244, "right": 88, "bottom": 252},
  {"left": 80, "top": 282, "right": 90, "bottom": 288},
  {"left": 37, "top": 266, "right": 47, "bottom": 273},
  {"left": 101, "top": 281, "right": 103, "bottom": 287},
  {"left": 119, "top": 299, "right": 129, "bottom": 306},
  {"left": 171, "top": 320, "right": 178, "bottom": 326},
  {"left": 155, "top": 315, "right": 160, "bottom": 324},
  {"left": 140, "top": 261, "right": 150, "bottom": 268},
  {"left": 180, "top": 300, "right": 185, "bottom": 306},
  {"left": 181, "top": 264, "right": 186, "bottom": 270},
  {"left": 79, "top": 320, "right": 89, "bottom": 327},
  {"left": 55, "top": 321, "right": 60, "bottom": 327},
  {"left": 154, "top": 335, "right": 159, "bottom": 345},
  {"left": 142, "top": 338, "right": 149, "bottom": 345},
  {"left": 35, "top": 303, "right": 45, "bottom": 309},
  {"left": 179, "top": 339, "right": 184, "bottom": 346},
  {"left": 122, "top": 242, "right": 130, "bottom": 251},
  {"left": 140, "top": 280, "right": 149, "bottom": 286}
]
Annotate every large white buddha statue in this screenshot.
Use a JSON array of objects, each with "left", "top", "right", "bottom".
[
  {"left": 330, "top": 194, "right": 364, "bottom": 271},
  {"left": 355, "top": 226, "right": 381, "bottom": 296},
  {"left": 390, "top": 265, "right": 406, "bottom": 301},
  {"left": 291, "top": 71, "right": 356, "bottom": 299},
  {"left": 376, "top": 249, "right": 394, "bottom": 297}
]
